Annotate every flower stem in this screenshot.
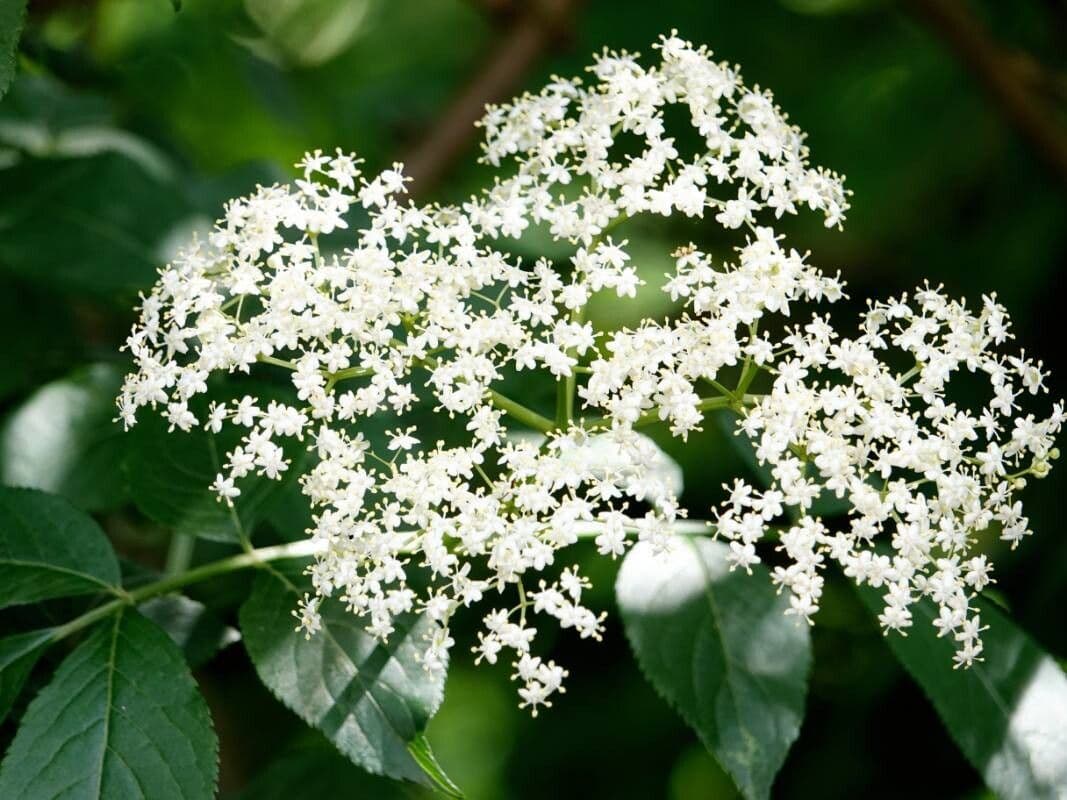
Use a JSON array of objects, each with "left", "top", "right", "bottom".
[{"left": 488, "top": 388, "right": 556, "bottom": 433}]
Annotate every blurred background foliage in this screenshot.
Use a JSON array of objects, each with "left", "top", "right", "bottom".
[{"left": 0, "top": 0, "right": 1065, "bottom": 797}]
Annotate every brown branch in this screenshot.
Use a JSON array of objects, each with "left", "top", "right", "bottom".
[
  {"left": 905, "top": 0, "right": 1067, "bottom": 186},
  {"left": 400, "top": 0, "right": 580, "bottom": 197}
]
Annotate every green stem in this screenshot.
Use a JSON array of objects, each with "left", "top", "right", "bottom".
[
  {"left": 413, "top": 350, "right": 556, "bottom": 434},
  {"left": 487, "top": 388, "right": 556, "bottom": 433},
  {"left": 556, "top": 377, "right": 574, "bottom": 430},
  {"left": 49, "top": 539, "right": 322, "bottom": 644},
  {"left": 257, "top": 355, "right": 299, "bottom": 370},
  {"left": 329, "top": 365, "right": 375, "bottom": 382},
  {"left": 164, "top": 533, "right": 195, "bottom": 577},
  {"left": 584, "top": 394, "right": 758, "bottom": 434}
]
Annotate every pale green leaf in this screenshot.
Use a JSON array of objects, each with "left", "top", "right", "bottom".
[
  {"left": 140, "top": 594, "right": 241, "bottom": 669},
  {"left": 1, "top": 364, "right": 127, "bottom": 511}
]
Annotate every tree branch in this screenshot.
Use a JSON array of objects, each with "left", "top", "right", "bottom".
[
  {"left": 401, "top": 0, "right": 580, "bottom": 197},
  {"left": 906, "top": 0, "right": 1067, "bottom": 185}
]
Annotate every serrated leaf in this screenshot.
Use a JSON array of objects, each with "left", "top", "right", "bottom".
[
  {"left": 0, "top": 627, "right": 52, "bottom": 723},
  {"left": 0, "top": 486, "right": 120, "bottom": 608},
  {"left": 0, "top": 610, "right": 218, "bottom": 799},
  {"left": 0, "top": 0, "right": 27, "bottom": 100},
  {"left": 140, "top": 594, "right": 241, "bottom": 669},
  {"left": 856, "top": 589, "right": 1067, "bottom": 799},
  {"left": 616, "top": 538, "right": 811, "bottom": 800},
  {"left": 123, "top": 386, "right": 303, "bottom": 543},
  {"left": 239, "top": 568, "right": 451, "bottom": 789},
  {"left": 1, "top": 363, "right": 127, "bottom": 512}
]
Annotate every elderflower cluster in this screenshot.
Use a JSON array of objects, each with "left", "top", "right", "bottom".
[
  {"left": 714, "top": 289, "right": 1063, "bottom": 666},
  {"left": 119, "top": 32, "right": 1059, "bottom": 708}
]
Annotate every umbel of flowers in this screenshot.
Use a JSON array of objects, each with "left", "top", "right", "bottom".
[{"left": 118, "top": 33, "right": 1062, "bottom": 713}]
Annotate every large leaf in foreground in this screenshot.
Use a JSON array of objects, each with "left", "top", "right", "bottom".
[
  {"left": 0, "top": 486, "right": 120, "bottom": 608},
  {"left": 616, "top": 539, "right": 811, "bottom": 800},
  {"left": 0, "top": 610, "right": 218, "bottom": 799},
  {"left": 857, "top": 589, "right": 1067, "bottom": 799},
  {"left": 239, "top": 569, "right": 457, "bottom": 794},
  {"left": 0, "top": 364, "right": 127, "bottom": 511}
]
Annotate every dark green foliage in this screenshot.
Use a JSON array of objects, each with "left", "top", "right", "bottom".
[
  {"left": 0, "top": 486, "right": 120, "bottom": 608},
  {"left": 0, "top": 610, "right": 218, "bottom": 799},
  {"left": 857, "top": 590, "right": 1067, "bottom": 799}
]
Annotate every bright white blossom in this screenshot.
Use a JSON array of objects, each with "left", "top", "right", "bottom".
[{"left": 120, "top": 33, "right": 1059, "bottom": 706}]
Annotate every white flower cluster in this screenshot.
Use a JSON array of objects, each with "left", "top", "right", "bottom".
[
  {"left": 715, "top": 289, "right": 1063, "bottom": 666},
  {"left": 119, "top": 32, "right": 1059, "bottom": 708}
]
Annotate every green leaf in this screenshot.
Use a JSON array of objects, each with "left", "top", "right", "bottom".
[
  {"left": 0, "top": 610, "right": 219, "bottom": 799},
  {"left": 123, "top": 387, "right": 303, "bottom": 543},
  {"left": 856, "top": 590, "right": 1067, "bottom": 799},
  {"left": 239, "top": 568, "right": 452, "bottom": 789},
  {"left": 0, "top": 152, "right": 191, "bottom": 298},
  {"left": 140, "top": 594, "right": 241, "bottom": 669},
  {"left": 0, "top": 486, "right": 120, "bottom": 608},
  {"left": 0, "top": 628, "right": 52, "bottom": 723},
  {"left": 243, "top": 0, "right": 371, "bottom": 68},
  {"left": 616, "top": 539, "right": 811, "bottom": 800},
  {"left": 1, "top": 363, "right": 127, "bottom": 511},
  {"left": 0, "top": 0, "right": 27, "bottom": 100}
]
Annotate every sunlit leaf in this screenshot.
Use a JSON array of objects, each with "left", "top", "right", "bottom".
[
  {"left": 243, "top": 0, "right": 373, "bottom": 67},
  {"left": 857, "top": 589, "right": 1067, "bottom": 799},
  {"left": 617, "top": 539, "right": 811, "bottom": 800},
  {"left": 239, "top": 567, "right": 457, "bottom": 791},
  {"left": 140, "top": 594, "right": 241, "bottom": 669}
]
